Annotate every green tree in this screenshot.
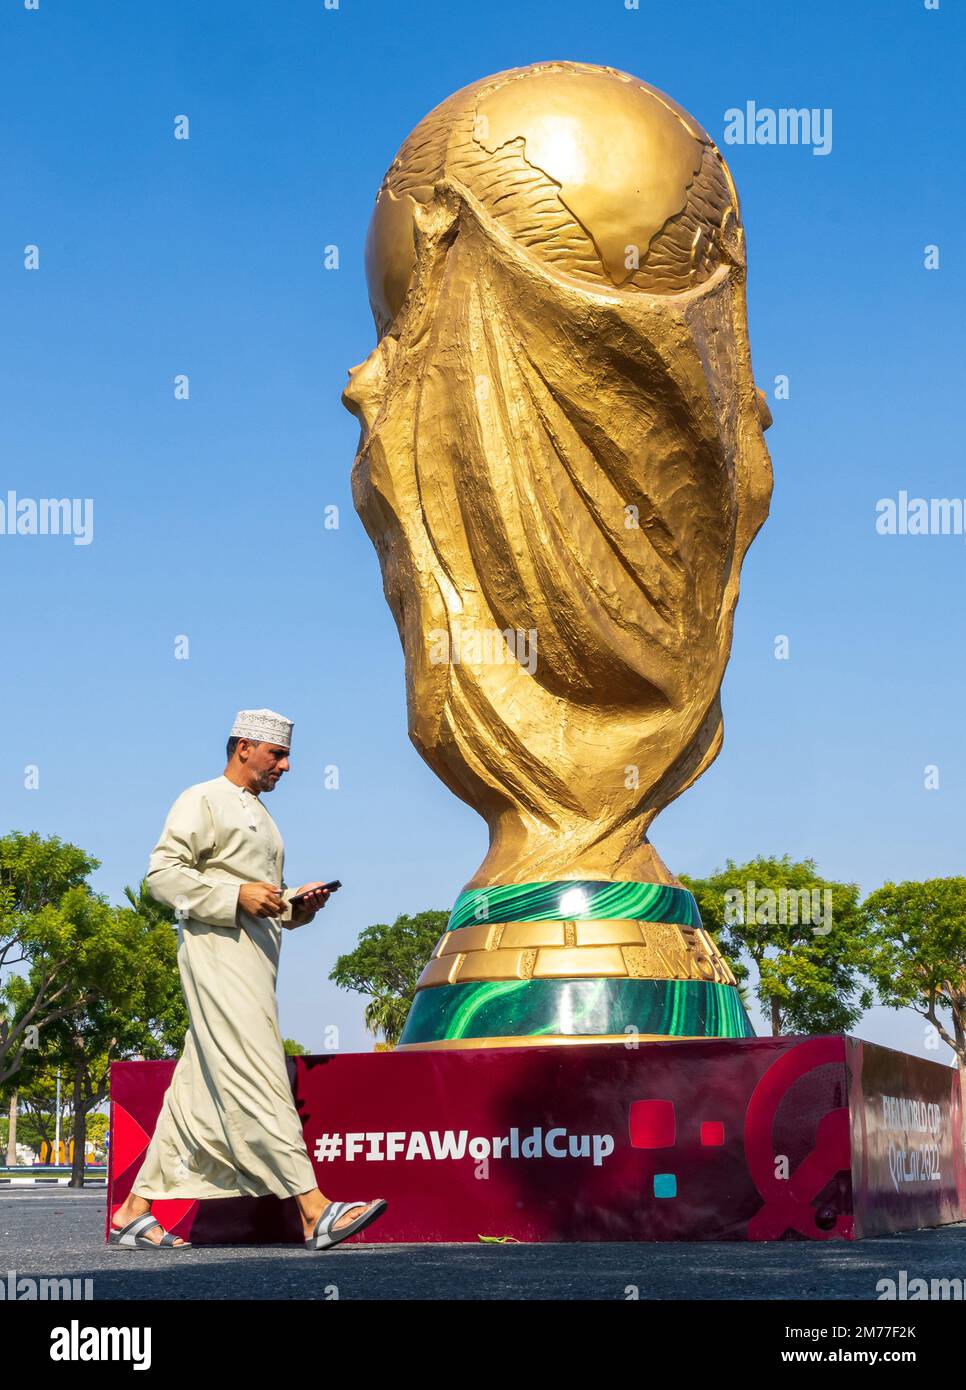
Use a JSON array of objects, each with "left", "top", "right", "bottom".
[
  {"left": 121, "top": 880, "right": 188, "bottom": 1049},
  {"left": 6, "top": 878, "right": 186, "bottom": 1185},
  {"left": 2, "top": 1073, "right": 110, "bottom": 1162},
  {"left": 283, "top": 1039, "right": 306, "bottom": 1055},
  {"left": 864, "top": 877, "right": 966, "bottom": 1108},
  {"left": 85, "top": 1111, "right": 109, "bottom": 1155},
  {"left": 0, "top": 1064, "right": 66, "bottom": 1159},
  {"left": 330, "top": 910, "right": 449, "bottom": 1047},
  {"left": 0, "top": 832, "right": 101, "bottom": 1084},
  {"left": 682, "top": 856, "right": 872, "bottom": 1035}
]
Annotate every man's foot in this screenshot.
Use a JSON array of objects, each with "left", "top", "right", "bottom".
[
  {"left": 301, "top": 1201, "right": 368, "bottom": 1241},
  {"left": 111, "top": 1200, "right": 187, "bottom": 1247},
  {"left": 302, "top": 1198, "right": 388, "bottom": 1251}
]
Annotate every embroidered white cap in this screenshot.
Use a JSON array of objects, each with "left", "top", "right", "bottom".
[{"left": 229, "top": 708, "right": 294, "bottom": 748}]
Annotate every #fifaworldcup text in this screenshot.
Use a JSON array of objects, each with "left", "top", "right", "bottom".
[{"left": 313, "top": 1126, "right": 616, "bottom": 1167}]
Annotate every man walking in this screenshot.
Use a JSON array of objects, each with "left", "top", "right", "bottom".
[{"left": 109, "top": 709, "right": 386, "bottom": 1251}]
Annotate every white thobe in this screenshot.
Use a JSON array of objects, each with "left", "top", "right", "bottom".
[{"left": 130, "top": 774, "right": 317, "bottom": 1201}]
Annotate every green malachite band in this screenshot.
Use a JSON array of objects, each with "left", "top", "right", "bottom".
[
  {"left": 403, "top": 881, "right": 749, "bottom": 1047},
  {"left": 447, "top": 880, "right": 700, "bottom": 931},
  {"left": 399, "top": 978, "right": 754, "bottom": 1046}
]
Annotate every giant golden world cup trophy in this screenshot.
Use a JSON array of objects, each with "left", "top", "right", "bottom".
[{"left": 343, "top": 61, "right": 773, "bottom": 1049}]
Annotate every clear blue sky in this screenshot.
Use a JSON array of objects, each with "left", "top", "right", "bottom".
[{"left": 1, "top": 0, "right": 963, "bottom": 1057}]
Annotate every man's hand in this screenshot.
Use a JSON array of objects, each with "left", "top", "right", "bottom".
[
  {"left": 238, "top": 881, "right": 284, "bottom": 919},
  {"left": 289, "top": 881, "right": 331, "bottom": 926}
]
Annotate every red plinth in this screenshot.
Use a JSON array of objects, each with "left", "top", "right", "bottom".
[{"left": 107, "top": 1035, "right": 966, "bottom": 1245}]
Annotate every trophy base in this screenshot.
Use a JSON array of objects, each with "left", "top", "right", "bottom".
[
  {"left": 399, "top": 879, "right": 751, "bottom": 1048},
  {"left": 108, "top": 1037, "right": 966, "bottom": 1244},
  {"left": 395, "top": 1031, "right": 716, "bottom": 1050},
  {"left": 396, "top": 977, "right": 753, "bottom": 1049}
]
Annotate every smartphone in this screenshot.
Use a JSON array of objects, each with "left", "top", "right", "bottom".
[{"left": 290, "top": 880, "right": 341, "bottom": 906}]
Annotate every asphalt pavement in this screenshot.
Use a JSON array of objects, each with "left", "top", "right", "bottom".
[{"left": 3, "top": 1187, "right": 966, "bottom": 1300}]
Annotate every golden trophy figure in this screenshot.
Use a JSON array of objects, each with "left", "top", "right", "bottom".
[{"left": 343, "top": 61, "right": 773, "bottom": 1049}]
